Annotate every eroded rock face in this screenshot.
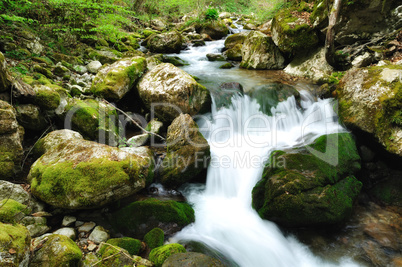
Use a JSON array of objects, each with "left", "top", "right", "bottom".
[
  {"left": 159, "top": 114, "right": 210, "bottom": 187},
  {"left": 0, "top": 100, "right": 23, "bottom": 180},
  {"left": 147, "top": 31, "right": 184, "bottom": 53},
  {"left": 336, "top": 65, "right": 402, "bottom": 156},
  {"left": 28, "top": 130, "right": 154, "bottom": 209},
  {"left": 137, "top": 63, "right": 211, "bottom": 123},
  {"left": 252, "top": 133, "right": 362, "bottom": 227},
  {"left": 91, "top": 57, "right": 146, "bottom": 101},
  {"left": 240, "top": 31, "right": 285, "bottom": 70}
]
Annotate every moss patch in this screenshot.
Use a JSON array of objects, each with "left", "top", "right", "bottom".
[
  {"left": 107, "top": 237, "right": 142, "bottom": 255},
  {"left": 0, "top": 199, "right": 29, "bottom": 223},
  {"left": 144, "top": 227, "right": 164, "bottom": 250},
  {"left": 149, "top": 243, "right": 186, "bottom": 267},
  {"left": 0, "top": 222, "right": 30, "bottom": 265}
]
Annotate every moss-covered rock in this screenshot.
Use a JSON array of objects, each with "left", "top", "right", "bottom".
[
  {"left": 147, "top": 31, "right": 184, "bottom": 53},
  {"left": 336, "top": 65, "right": 402, "bottom": 156},
  {"left": 159, "top": 114, "right": 210, "bottom": 187},
  {"left": 96, "top": 243, "right": 134, "bottom": 266},
  {"left": 149, "top": 243, "right": 186, "bottom": 267},
  {"left": 219, "top": 62, "right": 234, "bottom": 69},
  {"left": 224, "top": 32, "right": 248, "bottom": 50},
  {"left": 137, "top": 63, "right": 211, "bottom": 123},
  {"left": 162, "top": 252, "right": 225, "bottom": 267},
  {"left": 0, "top": 51, "right": 11, "bottom": 92},
  {"left": 199, "top": 20, "right": 229, "bottom": 40},
  {"left": 91, "top": 56, "right": 147, "bottom": 101},
  {"left": 28, "top": 130, "right": 154, "bottom": 209},
  {"left": 33, "top": 84, "right": 62, "bottom": 111},
  {"left": 223, "top": 43, "right": 243, "bottom": 61},
  {"left": 15, "top": 104, "right": 48, "bottom": 131},
  {"left": 240, "top": 31, "right": 285, "bottom": 70},
  {"left": 106, "top": 237, "right": 143, "bottom": 255},
  {"left": 0, "top": 199, "right": 29, "bottom": 223},
  {"left": 271, "top": 7, "right": 318, "bottom": 54},
  {"left": 144, "top": 227, "right": 164, "bottom": 250},
  {"left": 111, "top": 198, "right": 194, "bottom": 238},
  {"left": 87, "top": 48, "right": 123, "bottom": 65},
  {"left": 0, "top": 222, "right": 30, "bottom": 266},
  {"left": 30, "top": 234, "right": 82, "bottom": 266},
  {"left": 252, "top": 133, "right": 362, "bottom": 226},
  {"left": 64, "top": 98, "right": 120, "bottom": 146}
]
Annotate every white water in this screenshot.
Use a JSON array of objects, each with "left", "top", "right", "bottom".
[{"left": 170, "top": 34, "right": 359, "bottom": 266}]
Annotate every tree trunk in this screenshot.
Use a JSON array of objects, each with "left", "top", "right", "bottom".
[{"left": 325, "top": 0, "right": 342, "bottom": 68}]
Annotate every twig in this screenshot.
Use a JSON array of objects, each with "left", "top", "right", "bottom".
[
  {"left": 92, "top": 242, "right": 137, "bottom": 266},
  {"left": 102, "top": 99, "right": 165, "bottom": 141}
]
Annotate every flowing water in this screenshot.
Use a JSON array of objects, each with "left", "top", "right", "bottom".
[{"left": 168, "top": 33, "right": 361, "bottom": 266}]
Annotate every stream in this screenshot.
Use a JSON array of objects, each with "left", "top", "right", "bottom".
[{"left": 165, "top": 32, "right": 362, "bottom": 266}]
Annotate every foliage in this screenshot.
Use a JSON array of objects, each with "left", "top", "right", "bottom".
[{"left": 205, "top": 8, "right": 219, "bottom": 20}]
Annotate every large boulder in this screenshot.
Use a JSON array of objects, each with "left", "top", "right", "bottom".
[
  {"left": 224, "top": 44, "right": 243, "bottom": 61},
  {"left": 28, "top": 130, "right": 154, "bottom": 209},
  {"left": 0, "top": 100, "right": 23, "bottom": 180},
  {"left": 159, "top": 114, "right": 210, "bottom": 187},
  {"left": 111, "top": 198, "right": 195, "bottom": 238},
  {"left": 284, "top": 47, "right": 334, "bottom": 83},
  {"left": 199, "top": 20, "right": 229, "bottom": 40},
  {"left": 336, "top": 65, "right": 402, "bottom": 156},
  {"left": 0, "top": 52, "right": 11, "bottom": 92},
  {"left": 271, "top": 7, "right": 318, "bottom": 54},
  {"left": 137, "top": 63, "right": 211, "bottom": 123},
  {"left": 32, "top": 84, "right": 63, "bottom": 111},
  {"left": 91, "top": 57, "right": 147, "bottom": 101},
  {"left": 163, "top": 252, "right": 225, "bottom": 267},
  {"left": 30, "top": 234, "right": 82, "bottom": 266},
  {"left": 147, "top": 31, "right": 184, "bottom": 53},
  {"left": 240, "top": 31, "right": 285, "bottom": 70},
  {"left": 0, "top": 222, "right": 30, "bottom": 266},
  {"left": 252, "top": 133, "right": 362, "bottom": 227},
  {"left": 63, "top": 98, "right": 121, "bottom": 146},
  {"left": 224, "top": 32, "right": 248, "bottom": 50}
]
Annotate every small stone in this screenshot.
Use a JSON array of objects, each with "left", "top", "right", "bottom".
[
  {"left": 126, "top": 134, "right": 149, "bottom": 147},
  {"left": 73, "top": 65, "right": 88, "bottom": 74},
  {"left": 377, "top": 60, "right": 387, "bottom": 66},
  {"left": 53, "top": 227, "right": 76, "bottom": 240},
  {"left": 87, "top": 243, "right": 97, "bottom": 251},
  {"left": 87, "top": 61, "right": 102, "bottom": 74},
  {"left": 27, "top": 224, "right": 51, "bottom": 238},
  {"left": 62, "top": 215, "right": 77, "bottom": 227},
  {"left": 78, "top": 221, "right": 96, "bottom": 233},
  {"left": 352, "top": 52, "right": 373, "bottom": 68},
  {"left": 75, "top": 220, "right": 84, "bottom": 227},
  {"left": 88, "top": 226, "right": 110, "bottom": 244}
]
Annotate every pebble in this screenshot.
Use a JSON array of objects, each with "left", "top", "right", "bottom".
[
  {"left": 62, "top": 215, "right": 77, "bottom": 227},
  {"left": 88, "top": 226, "right": 110, "bottom": 244},
  {"left": 78, "top": 221, "right": 96, "bottom": 233},
  {"left": 53, "top": 227, "right": 76, "bottom": 240}
]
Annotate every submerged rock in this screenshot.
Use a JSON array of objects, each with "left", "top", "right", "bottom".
[
  {"left": 252, "top": 133, "right": 362, "bottom": 226},
  {"left": 147, "top": 31, "right": 184, "bottom": 53},
  {"left": 111, "top": 198, "right": 194, "bottom": 238},
  {"left": 159, "top": 114, "right": 210, "bottom": 187},
  {"left": 240, "top": 31, "right": 285, "bottom": 70},
  {"left": 91, "top": 57, "right": 146, "bottom": 101},
  {"left": 28, "top": 129, "right": 154, "bottom": 209},
  {"left": 336, "top": 65, "right": 402, "bottom": 156},
  {"left": 137, "top": 63, "right": 211, "bottom": 123}
]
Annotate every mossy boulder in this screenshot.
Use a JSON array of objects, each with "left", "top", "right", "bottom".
[
  {"left": 15, "top": 104, "right": 48, "bottom": 131},
  {"left": 0, "top": 222, "right": 30, "bottom": 266},
  {"left": 247, "top": 83, "right": 300, "bottom": 116},
  {"left": 199, "top": 20, "right": 229, "bottom": 40},
  {"left": 271, "top": 7, "right": 318, "bottom": 54},
  {"left": 144, "top": 227, "right": 164, "bottom": 250},
  {"left": 252, "top": 133, "right": 362, "bottom": 227},
  {"left": 96, "top": 243, "right": 134, "bottom": 266},
  {"left": 223, "top": 43, "right": 243, "bottom": 61},
  {"left": 162, "top": 252, "right": 225, "bottom": 267},
  {"left": 147, "top": 31, "right": 184, "bottom": 53},
  {"left": 159, "top": 114, "right": 210, "bottom": 187},
  {"left": 28, "top": 129, "right": 154, "bottom": 209},
  {"left": 240, "top": 31, "right": 285, "bottom": 70},
  {"left": 87, "top": 48, "right": 122, "bottom": 65},
  {"left": 0, "top": 100, "right": 24, "bottom": 180},
  {"left": 106, "top": 237, "right": 143, "bottom": 255},
  {"left": 111, "top": 198, "right": 195, "bottom": 238},
  {"left": 224, "top": 32, "right": 248, "bottom": 50},
  {"left": 33, "top": 84, "right": 62, "bottom": 111},
  {"left": 137, "top": 63, "right": 211, "bottom": 123},
  {"left": 336, "top": 65, "right": 402, "bottom": 156},
  {"left": 64, "top": 98, "right": 120, "bottom": 146},
  {"left": 149, "top": 243, "right": 186, "bottom": 267},
  {"left": 30, "top": 234, "right": 82, "bottom": 266},
  {"left": 284, "top": 47, "right": 333, "bottom": 83},
  {"left": 0, "top": 52, "right": 11, "bottom": 92},
  {"left": 91, "top": 56, "right": 147, "bottom": 101},
  {"left": 0, "top": 199, "right": 29, "bottom": 223}
]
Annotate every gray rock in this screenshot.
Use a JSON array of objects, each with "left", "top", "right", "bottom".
[
  {"left": 73, "top": 65, "right": 88, "bottom": 74},
  {"left": 78, "top": 221, "right": 96, "bottom": 233},
  {"left": 53, "top": 227, "right": 76, "bottom": 240},
  {"left": 206, "top": 53, "right": 225, "bottom": 61},
  {"left": 27, "top": 223, "right": 51, "bottom": 238},
  {"left": 62, "top": 216, "right": 76, "bottom": 227},
  {"left": 147, "top": 31, "right": 184, "bottom": 53},
  {"left": 127, "top": 133, "right": 149, "bottom": 147},
  {"left": 352, "top": 52, "right": 373, "bottom": 68},
  {"left": 15, "top": 104, "right": 48, "bottom": 131},
  {"left": 88, "top": 226, "right": 109, "bottom": 244},
  {"left": 162, "top": 252, "right": 224, "bottom": 267},
  {"left": 86, "top": 61, "right": 102, "bottom": 74}
]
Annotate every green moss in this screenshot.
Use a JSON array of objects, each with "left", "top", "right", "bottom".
[
  {"left": 149, "top": 243, "right": 186, "bottom": 267},
  {"left": 144, "top": 228, "right": 164, "bottom": 250},
  {"left": 219, "top": 62, "right": 233, "bottom": 69},
  {"left": 97, "top": 243, "right": 134, "bottom": 266},
  {"left": 111, "top": 198, "right": 194, "bottom": 237},
  {"left": 34, "top": 85, "right": 61, "bottom": 110},
  {"left": 0, "top": 222, "right": 30, "bottom": 264},
  {"left": 107, "top": 237, "right": 142, "bottom": 255},
  {"left": 0, "top": 199, "right": 29, "bottom": 223}
]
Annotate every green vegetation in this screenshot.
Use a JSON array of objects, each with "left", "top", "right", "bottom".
[
  {"left": 106, "top": 237, "right": 143, "bottom": 255},
  {"left": 149, "top": 243, "right": 186, "bottom": 267},
  {"left": 144, "top": 228, "right": 165, "bottom": 249}
]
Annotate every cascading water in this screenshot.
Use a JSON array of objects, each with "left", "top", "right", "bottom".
[{"left": 169, "top": 26, "right": 360, "bottom": 266}]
